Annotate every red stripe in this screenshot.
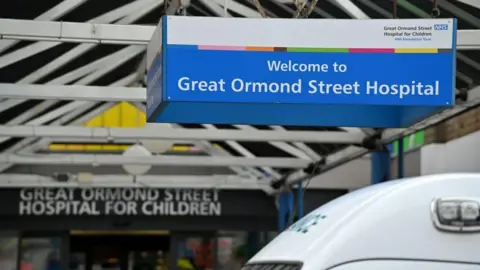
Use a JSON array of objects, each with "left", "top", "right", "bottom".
[{"left": 348, "top": 48, "right": 395, "bottom": 53}]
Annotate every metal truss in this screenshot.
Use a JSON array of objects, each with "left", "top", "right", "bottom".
[
  {"left": 1, "top": 0, "right": 480, "bottom": 190},
  {"left": 0, "top": 84, "right": 145, "bottom": 102},
  {"left": 0, "top": 174, "right": 271, "bottom": 190},
  {"left": 0, "top": 154, "right": 309, "bottom": 168},
  {"left": 1, "top": 19, "right": 479, "bottom": 49},
  {"left": 458, "top": 0, "right": 480, "bottom": 10},
  {"left": 0, "top": 125, "right": 364, "bottom": 144}
]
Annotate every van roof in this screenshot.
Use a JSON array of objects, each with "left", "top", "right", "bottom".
[{"left": 249, "top": 174, "right": 480, "bottom": 270}]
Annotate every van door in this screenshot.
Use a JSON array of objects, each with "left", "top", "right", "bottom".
[{"left": 328, "top": 260, "right": 480, "bottom": 270}]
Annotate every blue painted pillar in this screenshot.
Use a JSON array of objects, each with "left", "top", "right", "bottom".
[
  {"left": 296, "top": 184, "right": 304, "bottom": 219},
  {"left": 371, "top": 149, "right": 391, "bottom": 185},
  {"left": 397, "top": 139, "right": 405, "bottom": 179},
  {"left": 278, "top": 191, "right": 294, "bottom": 232}
]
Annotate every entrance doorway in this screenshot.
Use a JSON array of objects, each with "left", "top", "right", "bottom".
[
  {"left": 69, "top": 231, "right": 170, "bottom": 270},
  {"left": 169, "top": 233, "right": 216, "bottom": 270}
]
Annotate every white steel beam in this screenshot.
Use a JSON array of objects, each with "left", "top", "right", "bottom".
[
  {"left": 35, "top": 0, "right": 89, "bottom": 20},
  {"left": 0, "top": 0, "right": 161, "bottom": 165},
  {"left": 198, "top": 0, "right": 233, "bottom": 17},
  {"left": 114, "top": 73, "right": 138, "bottom": 87},
  {"left": 0, "top": 99, "right": 24, "bottom": 112},
  {"left": 270, "top": 125, "right": 321, "bottom": 160},
  {"left": 0, "top": 19, "right": 152, "bottom": 45},
  {"left": 203, "top": 124, "right": 282, "bottom": 178},
  {"left": 0, "top": 0, "right": 160, "bottom": 71},
  {"left": 0, "top": 102, "right": 89, "bottom": 146},
  {"left": 211, "top": 0, "right": 263, "bottom": 17},
  {"left": 233, "top": 125, "right": 313, "bottom": 160},
  {"left": 329, "top": 0, "right": 369, "bottom": 19},
  {"left": 120, "top": 0, "right": 164, "bottom": 23},
  {"left": 48, "top": 46, "right": 144, "bottom": 85},
  {"left": 0, "top": 42, "right": 60, "bottom": 70},
  {"left": 96, "top": 0, "right": 162, "bottom": 23},
  {"left": 1, "top": 19, "right": 478, "bottom": 49},
  {"left": 355, "top": 0, "right": 392, "bottom": 18},
  {"left": 0, "top": 74, "right": 143, "bottom": 172},
  {"left": 132, "top": 102, "right": 264, "bottom": 179},
  {"left": 37, "top": 138, "right": 191, "bottom": 145},
  {"left": 10, "top": 73, "right": 146, "bottom": 155},
  {"left": 0, "top": 174, "right": 271, "bottom": 190},
  {"left": 0, "top": 84, "right": 145, "bottom": 102},
  {"left": 73, "top": 47, "right": 145, "bottom": 84},
  {"left": 0, "top": 102, "right": 97, "bottom": 172},
  {"left": 436, "top": 0, "right": 480, "bottom": 28},
  {"left": 457, "top": 0, "right": 480, "bottom": 10},
  {"left": 0, "top": 0, "right": 89, "bottom": 54},
  {"left": 0, "top": 125, "right": 365, "bottom": 144},
  {"left": 17, "top": 103, "right": 117, "bottom": 154},
  {"left": 0, "top": 154, "right": 310, "bottom": 168},
  {"left": 18, "top": 4, "right": 159, "bottom": 85}
]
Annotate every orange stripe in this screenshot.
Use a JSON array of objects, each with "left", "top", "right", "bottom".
[{"left": 246, "top": 46, "right": 274, "bottom": 52}]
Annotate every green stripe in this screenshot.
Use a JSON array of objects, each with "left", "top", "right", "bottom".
[
  {"left": 286, "top": 47, "right": 348, "bottom": 53},
  {"left": 392, "top": 130, "right": 425, "bottom": 154}
]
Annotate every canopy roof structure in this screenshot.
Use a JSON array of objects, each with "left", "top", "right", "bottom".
[{"left": 0, "top": 0, "right": 480, "bottom": 192}]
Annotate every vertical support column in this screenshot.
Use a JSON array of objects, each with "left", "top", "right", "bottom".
[
  {"left": 15, "top": 232, "right": 21, "bottom": 270},
  {"left": 371, "top": 149, "right": 391, "bottom": 185},
  {"left": 246, "top": 232, "right": 260, "bottom": 259},
  {"left": 168, "top": 233, "right": 180, "bottom": 270},
  {"left": 296, "top": 184, "right": 304, "bottom": 219},
  {"left": 59, "top": 232, "right": 70, "bottom": 270},
  {"left": 397, "top": 139, "right": 405, "bottom": 179},
  {"left": 277, "top": 191, "right": 294, "bottom": 232}
]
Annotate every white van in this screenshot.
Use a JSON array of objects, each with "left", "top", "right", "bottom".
[{"left": 246, "top": 174, "right": 480, "bottom": 270}]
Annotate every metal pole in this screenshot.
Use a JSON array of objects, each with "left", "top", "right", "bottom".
[
  {"left": 397, "top": 139, "right": 405, "bottom": 179},
  {"left": 296, "top": 184, "right": 304, "bottom": 219},
  {"left": 277, "top": 191, "right": 294, "bottom": 232},
  {"left": 371, "top": 149, "right": 391, "bottom": 185}
]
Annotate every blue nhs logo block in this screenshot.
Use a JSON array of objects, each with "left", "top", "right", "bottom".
[{"left": 434, "top": 24, "right": 449, "bottom": 30}]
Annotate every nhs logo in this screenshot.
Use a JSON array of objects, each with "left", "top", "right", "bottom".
[{"left": 434, "top": 24, "right": 449, "bottom": 30}]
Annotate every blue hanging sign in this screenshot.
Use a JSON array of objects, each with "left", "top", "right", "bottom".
[{"left": 147, "top": 17, "right": 456, "bottom": 127}]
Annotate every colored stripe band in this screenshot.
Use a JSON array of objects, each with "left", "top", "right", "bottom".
[
  {"left": 349, "top": 48, "right": 395, "bottom": 53},
  {"left": 172, "top": 45, "right": 450, "bottom": 54},
  {"left": 198, "top": 45, "right": 245, "bottom": 51},
  {"left": 395, "top": 48, "right": 438, "bottom": 53},
  {"left": 287, "top": 47, "right": 348, "bottom": 53}
]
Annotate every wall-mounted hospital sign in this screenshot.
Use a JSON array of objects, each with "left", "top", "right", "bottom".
[
  {"left": 17, "top": 188, "right": 221, "bottom": 216},
  {"left": 146, "top": 17, "right": 456, "bottom": 128}
]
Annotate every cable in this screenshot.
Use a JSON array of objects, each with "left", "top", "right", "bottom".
[
  {"left": 293, "top": 0, "right": 307, "bottom": 18},
  {"left": 253, "top": 0, "right": 267, "bottom": 18},
  {"left": 431, "top": 0, "right": 440, "bottom": 18},
  {"left": 300, "top": 0, "right": 319, "bottom": 19},
  {"left": 293, "top": 0, "right": 319, "bottom": 19},
  {"left": 291, "top": 159, "right": 323, "bottom": 220},
  {"left": 392, "top": 0, "right": 398, "bottom": 19}
]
